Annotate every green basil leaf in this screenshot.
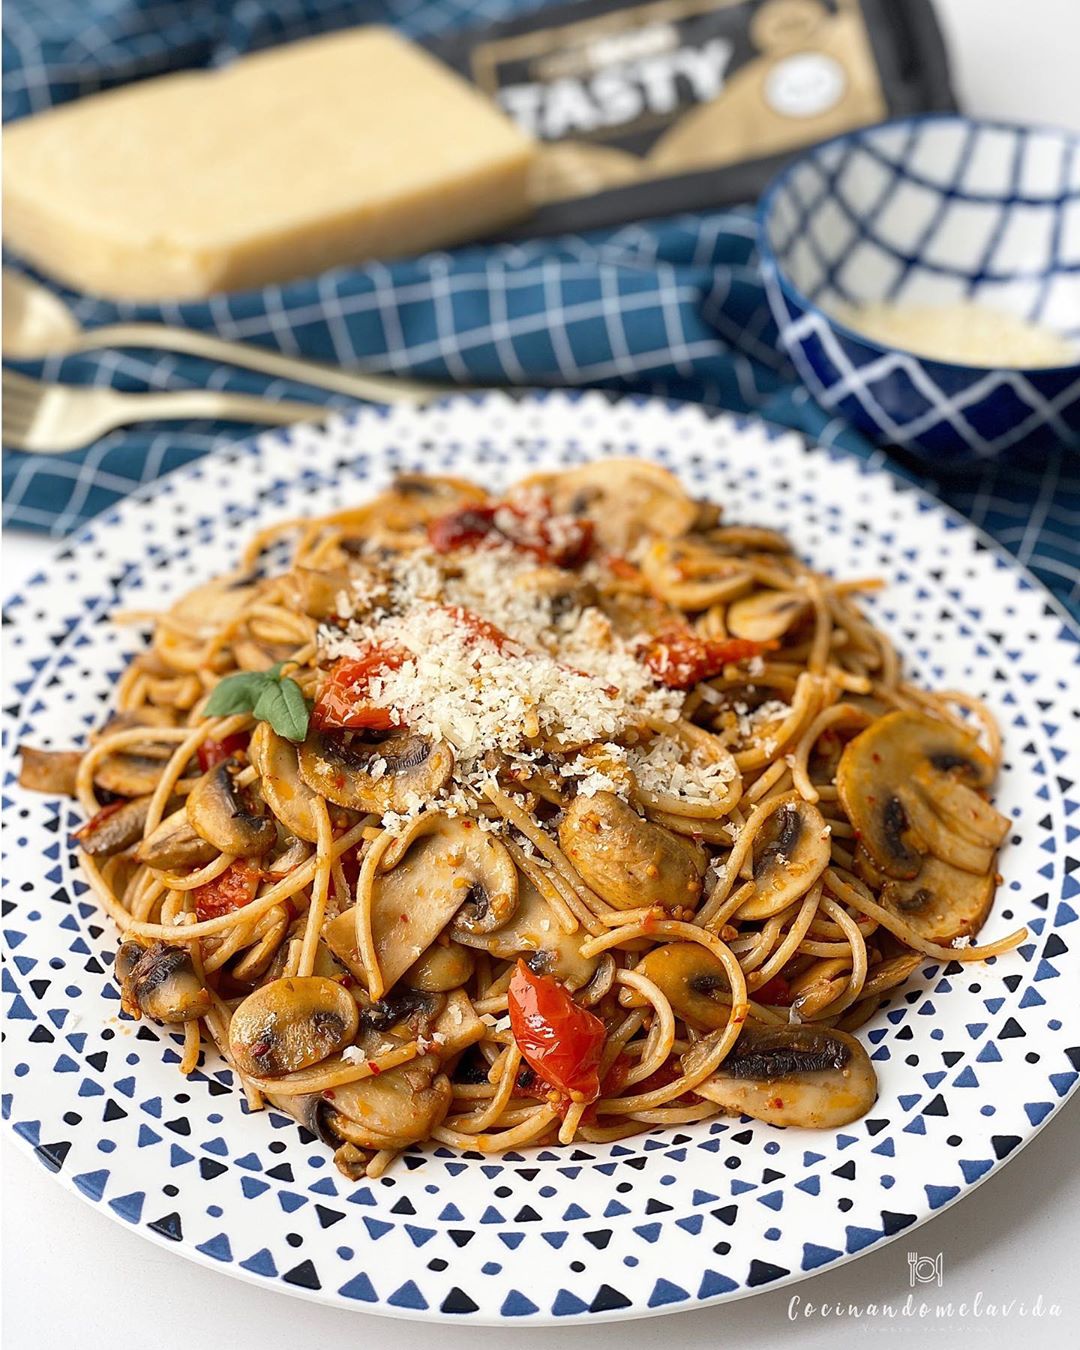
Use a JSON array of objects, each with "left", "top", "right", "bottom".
[
  {"left": 204, "top": 670, "right": 267, "bottom": 717},
  {"left": 250, "top": 676, "right": 309, "bottom": 743},
  {"left": 276, "top": 677, "right": 311, "bottom": 743}
]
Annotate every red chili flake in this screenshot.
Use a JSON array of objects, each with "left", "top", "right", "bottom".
[
  {"left": 322, "top": 1090, "right": 336, "bottom": 1101},
  {"left": 251, "top": 1040, "right": 272, "bottom": 1059},
  {"left": 367, "top": 1061, "right": 382, "bottom": 1075},
  {"left": 605, "top": 554, "right": 641, "bottom": 582}
]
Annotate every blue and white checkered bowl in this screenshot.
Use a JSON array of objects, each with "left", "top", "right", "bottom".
[{"left": 757, "top": 115, "right": 1080, "bottom": 463}]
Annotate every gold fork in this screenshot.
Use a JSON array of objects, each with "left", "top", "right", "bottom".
[{"left": 2, "top": 369, "right": 331, "bottom": 452}]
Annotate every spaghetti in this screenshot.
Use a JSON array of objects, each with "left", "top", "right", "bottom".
[{"left": 19, "top": 460, "right": 1024, "bottom": 1179}]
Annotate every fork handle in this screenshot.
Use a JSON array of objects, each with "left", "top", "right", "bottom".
[
  {"left": 68, "top": 323, "right": 446, "bottom": 404},
  {"left": 114, "top": 388, "right": 331, "bottom": 426}
]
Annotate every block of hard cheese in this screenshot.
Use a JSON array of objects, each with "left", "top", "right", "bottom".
[{"left": 2, "top": 28, "right": 535, "bottom": 300}]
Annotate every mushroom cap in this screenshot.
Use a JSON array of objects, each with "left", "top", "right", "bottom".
[
  {"left": 837, "top": 710, "right": 1003, "bottom": 881},
  {"left": 249, "top": 722, "right": 322, "bottom": 843},
  {"left": 451, "top": 873, "right": 599, "bottom": 991},
  {"left": 298, "top": 728, "right": 453, "bottom": 815},
  {"left": 558, "top": 791, "right": 706, "bottom": 913},
  {"left": 736, "top": 794, "right": 832, "bottom": 920},
  {"left": 135, "top": 813, "right": 218, "bottom": 870},
  {"left": 523, "top": 457, "right": 698, "bottom": 554},
  {"left": 697, "top": 1025, "right": 877, "bottom": 1129},
  {"left": 230, "top": 976, "right": 359, "bottom": 1078},
  {"left": 618, "top": 941, "right": 731, "bottom": 1029},
  {"left": 117, "top": 941, "right": 211, "bottom": 1024},
  {"left": 856, "top": 845, "right": 996, "bottom": 945},
  {"left": 726, "top": 588, "right": 810, "bottom": 643},
  {"left": 642, "top": 538, "right": 753, "bottom": 610},
  {"left": 323, "top": 813, "right": 518, "bottom": 996},
  {"left": 186, "top": 757, "right": 276, "bottom": 857}
]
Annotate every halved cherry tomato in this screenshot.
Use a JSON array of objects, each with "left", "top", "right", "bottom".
[
  {"left": 74, "top": 799, "right": 127, "bottom": 842},
  {"left": 641, "top": 630, "right": 774, "bottom": 689},
  {"left": 311, "top": 650, "right": 406, "bottom": 731},
  {"left": 192, "top": 859, "right": 262, "bottom": 921},
  {"left": 197, "top": 731, "right": 250, "bottom": 772},
  {"left": 752, "top": 974, "right": 793, "bottom": 1007},
  {"left": 507, "top": 960, "right": 605, "bottom": 1103},
  {"left": 428, "top": 496, "right": 593, "bottom": 568}
]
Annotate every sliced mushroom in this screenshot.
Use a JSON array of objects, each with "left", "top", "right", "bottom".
[
  {"left": 855, "top": 846, "right": 995, "bottom": 945},
  {"left": 359, "top": 987, "right": 445, "bottom": 1036},
  {"left": 186, "top": 757, "right": 276, "bottom": 856},
  {"left": 641, "top": 538, "right": 753, "bottom": 610},
  {"left": 512, "top": 566, "right": 598, "bottom": 624},
  {"left": 837, "top": 711, "right": 1006, "bottom": 881},
  {"left": 526, "top": 458, "right": 698, "bottom": 553},
  {"left": 837, "top": 711, "right": 1007, "bottom": 941},
  {"left": 558, "top": 791, "right": 706, "bottom": 913},
  {"left": 75, "top": 795, "right": 153, "bottom": 857},
  {"left": 316, "top": 1055, "right": 454, "bottom": 1152},
  {"left": 451, "top": 874, "right": 599, "bottom": 991},
  {"left": 92, "top": 751, "right": 171, "bottom": 799},
  {"left": 323, "top": 813, "right": 516, "bottom": 993},
  {"left": 404, "top": 943, "right": 476, "bottom": 993},
  {"left": 232, "top": 637, "right": 297, "bottom": 672},
  {"left": 230, "top": 976, "right": 359, "bottom": 1078},
  {"left": 18, "top": 745, "right": 83, "bottom": 796},
  {"left": 281, "top": 566, "right": 353, "bottom": 621},
  {"left": 136, "top": 813, "right": 218, "bottom": 869},
  {"left": 249, "top": 722, "right": 321, "bottom": 843},
  {"left": 736, "top": 795, "right": 832, "bottom": 920},
  {"left": 618, "top": 941, "right": 731, "bottom": 1029},
  {"left": 726, "top": 589, "right": 810, "bottom": 642},
  {"left": 860, "top": 950, "right": 924, "bottom": 1000},
  {"left": 298, "top": 728, "right": 453, "bottom": 815},
  {"left": 116, "top": 941, "right": 211, "bottom": 1023},
  {"left": 694, "top": 1025, "right": 877, "bottom": 1128}
]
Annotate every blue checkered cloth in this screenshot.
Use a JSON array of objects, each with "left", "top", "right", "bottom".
[{"left": 4, "top": 0, "right": 1079, "bottom": 619}]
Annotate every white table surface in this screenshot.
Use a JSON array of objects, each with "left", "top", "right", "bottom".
[{"left": 4, "top": 2, "right": 1080, "bottom": 1345}]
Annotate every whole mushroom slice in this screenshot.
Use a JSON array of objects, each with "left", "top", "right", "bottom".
[
  {"left": 136, "top": 813, "right": 218, "bottom": 870},
  {"left": 694, "top": 1025, "right": 877, "bottom": 1128},
  {"left": 249, "top": 722, "right": 321, "bottom": 843},
  {"left": 641, "top": 538, "right": 753, "bottom": 610},
  {"left": 558, "top": 791, "right": 706, "bottom": 913},
  {"left": 309, "top": 1054, "right": 454, "bottom": 1153},
  {"left": 525, "top": 457, "right": 698, "bottom": 554},
  {"left": 837, "top": 710, "right": 1008, "bottom": 882},
  {"left": 451, "top": 874, "right": 599, "bottom": 991},
  {"left": 736, "top": 794, "right": 832, "bottom": 920},
  {"left": 93, "top": 750, "right": 172, "bottom": 799},
  {"left": 298, "top": 728, "right": 453, "bottom": 815},
  {"left": 726, "top": 588, "right": 810, "bottom": 643},
  {"left": 323, "top": 813, "right": 518, "bottom": 994},
  {"left": 75, "top": 794, "right": 154, "bottom": 857},
  {"left": 404, "top": 942, "right": 476, "bottom": 993},
  {"left": 230, "top": 976, "right": 359, "bottom": 1078},
  {"left": 618, "top": 941, "right": 731, "bottom": 1029},
  {"left": 186, "top": 757, "right": 276, "bottom": 857},
  {"left": 18, "top": 746, "right": 83, "bottom": 796},
  {"left": 115, "top": 940, "right": 211, "bottom": 1023},
  {"left": 855, "top": 845, "right": 995, "bottom": 945}
]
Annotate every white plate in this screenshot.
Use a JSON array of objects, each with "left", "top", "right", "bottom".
[{"left": 3, "top": 392, "right": 1077, "bottom": 1323}]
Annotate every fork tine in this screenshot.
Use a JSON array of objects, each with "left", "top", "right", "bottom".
[{"left": 2, "top": 369, "right": 44, "bottom": 444}]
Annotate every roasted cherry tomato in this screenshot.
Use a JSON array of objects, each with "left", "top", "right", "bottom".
[
  {"left": 428, "top": 496, "right": 593, "bottom": 568},
  {"left": 641, "top": 631, "right": 773, "bottom": 689},
  {"left": 192, "top": 859, "right": 262, "bottom": 922},
  {"left": 196, "top": 731, "right": 250, "bottom": 772},
  {"left": 752, "top": 974, "right": 794, "bottom": 1006},
  {"left": 507, "top": 960, "right": 605, "bottom": 1103},
  {"left": 443, "top": 605, "right": 517, "bottom": 653},
  {"left": 311, "top": 650, "right": 406, "bottom": 731}
]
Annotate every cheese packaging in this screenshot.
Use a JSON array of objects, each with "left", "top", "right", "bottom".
[
  {"left": 430, "top": 0, "right": 955, "bottom": 235},
  {"left": 2, "top": 28, "right": 536, "bottom": 300}
]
